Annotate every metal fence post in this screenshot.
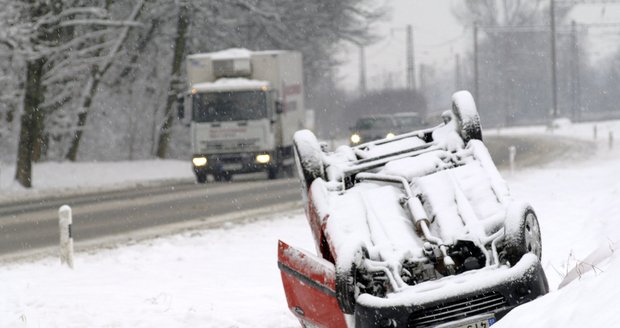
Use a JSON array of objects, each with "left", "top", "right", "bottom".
[{"left": 59, "top": 205, "right": 74, "bottom": 269}]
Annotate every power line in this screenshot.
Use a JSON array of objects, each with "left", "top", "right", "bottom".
[{"left": 479, "top": 22, "right": 620, "bottom": 32}]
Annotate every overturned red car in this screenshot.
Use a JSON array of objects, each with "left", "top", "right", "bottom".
[{"left": 278, "top": 91, "right": 548, "bottom": 328}]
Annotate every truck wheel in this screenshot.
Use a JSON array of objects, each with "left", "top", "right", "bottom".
[
  {"left": 267, "top": 166, "right": 279, "bottom": 180},
  {"left": 196, "top": 172, "right": 207, "bottom": 184},
  {"left": 451, "top": 90, "right": 482, "bottom": 143},
  {"left": 293, "top": 130, "right": 325, "bottom": 191},
  {"left": 501, "top": 203, "right": 542, "bottom": 266}
]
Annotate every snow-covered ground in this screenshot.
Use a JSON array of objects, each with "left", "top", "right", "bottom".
[
  {"left": 0, "top": 119, "right": 619, "bottom": 327},
  {"left": 0, "top": 160, "right": 194, "bottom": 203}
]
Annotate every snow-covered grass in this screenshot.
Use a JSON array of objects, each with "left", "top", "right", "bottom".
[
  {"left": 0, "top": 212, "right": 314, "bottom": 327},
  {"left": 0, "top": 159, "right": 194, "bottom": 202},
  {"left": 0, "top": 119, "right": 619, "bottom": 327}
]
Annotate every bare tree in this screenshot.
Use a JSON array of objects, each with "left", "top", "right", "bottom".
[
  {"left": 155, "top": 0, "right": 190, "bottom": 159},
  {"left": 65, "top": 0, "right": 146, "bottom": 161},
  {"left": 4, "top": 0, "right": 145, "bottom": 187}
]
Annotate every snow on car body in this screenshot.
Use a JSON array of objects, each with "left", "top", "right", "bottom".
[{"left": 278, "top": 91, "right": 549, "bottom": 328}]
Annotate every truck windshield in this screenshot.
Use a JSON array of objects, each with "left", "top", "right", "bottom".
[{"left": 192, "top": 90, "right": 267, "bottom": 122}]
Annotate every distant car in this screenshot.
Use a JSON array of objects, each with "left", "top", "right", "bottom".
[
  {"left": 349, "top": 115, "right": 398, "bottom": 145},
  {"left": 279, "top": 91, "right": 548, "bottom": 328},
  {"left": 393, "top": 112, "right": 426, "bottom": 134}
]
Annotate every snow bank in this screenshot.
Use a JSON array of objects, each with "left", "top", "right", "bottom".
[{"left": 0, "top": 160, "right": 193, "bottom": 202}]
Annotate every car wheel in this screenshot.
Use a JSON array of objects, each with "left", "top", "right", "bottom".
[
  {"left": 502, "top": 203, "right": 542, "bottom": 266},
  {"left": 451, "top": 90, "right": 482, "bottom": 142},
  {"left": 335, "top": 246, "right": 368, "bottom": 314},
  {"left": 293, "top": 130, "right": 325, "bottom": 192}
]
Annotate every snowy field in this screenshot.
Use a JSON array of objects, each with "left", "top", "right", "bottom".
[{"left": 1, "top": 119, "right": 619, "bottom": 327}]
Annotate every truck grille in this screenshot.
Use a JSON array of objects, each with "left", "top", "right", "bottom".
[
  {"left": 203, "top": 139, "right": 259, "bottom": 151},
  {"left": 218, "top": 154, "right": 243, "bottom": 164},
  {"left": 408, "top": 292, "right": 507, "bottom": 327}
]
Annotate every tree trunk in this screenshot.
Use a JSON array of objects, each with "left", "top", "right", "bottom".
[
  {"left": 155, "top": 3, "right": 190, "bottom": 159},
  {"left": 15, "top": 58, "right": 46, "bottom": 188}
]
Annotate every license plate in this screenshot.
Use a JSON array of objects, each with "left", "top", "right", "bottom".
[
  {"left": 456, "top": 316, "right": 496, "bottom": 328},
  {"left": 222, "top": 163, "right": 242, "bottom": 171}
]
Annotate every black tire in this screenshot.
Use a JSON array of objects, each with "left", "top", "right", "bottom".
[
  {"left": 293, "top": 130, "right": 325, "bottom": 192},
  {"left": 335, "top": 247, "right": 368, "bottom": 314},
  {"left": 335, "top": 268, "right": 357, "bottom": 314},
  {"left": 196, "top": 172, "right": 207, "bottom": 184},
  {"left": 267, "top": 166, "right": 279, "bottom": 180},
  {"left": 501, "top": 204, "right": 542, "bottom": 266},
  {"left": 451, "top": 90, "right": 483, "bottom": 142}
]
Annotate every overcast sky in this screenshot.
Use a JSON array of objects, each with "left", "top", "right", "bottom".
[
  {"left": 336, "top": 0, "right": 466, "bottom": 92},
  {"left": 336, "top": 0, "right": 620, "bottom": 92}
]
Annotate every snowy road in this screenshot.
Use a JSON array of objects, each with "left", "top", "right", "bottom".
[{"left": 0, "top": 179, "right": 299, "bottom": 258}]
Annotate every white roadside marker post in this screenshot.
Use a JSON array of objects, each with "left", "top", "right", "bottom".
[
  {"left": 610, "top": 131, "right": 614, "bottom": 150},
  {"left": 593, "top": 125, "right": 598, "bottom": 140},
  {"left": 509, "top": 145, "right": 517, "bottom": 175},
  {"left": 59, "top": 205, "right": 74, "bottom": 269}
]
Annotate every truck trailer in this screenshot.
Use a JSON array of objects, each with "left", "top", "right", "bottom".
[{"left": 183, "top": 48, "right": 305, "bottom": 182}]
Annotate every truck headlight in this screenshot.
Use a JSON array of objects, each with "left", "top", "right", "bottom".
[
  {"left": 256, "top": 154, "right": 271, "bottom": 164},
  {"left": 192, "top": 156, "right": 207, "bottom": 167},
  {"left": 386, "top": 132, "right": 395, "bottom": 139},
  {"left": 350, "top": 133, "right": 361, "bottom": 144}
]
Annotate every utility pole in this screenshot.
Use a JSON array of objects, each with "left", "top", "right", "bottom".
[
  {"left": 571, "top": 20, "right": 581, "bottom": 122},
  {"left": 406, "top": 25, "right": 416, "bottom": 90},
  {"left": 473, "top": 22, "right": 479, "bottom": 102},
  {"left": 419, "top": 64, "right": 426, "bottom": 96},
  {"left": 455, "top": 53, "right": 461, "bottom": 90},
  {"left": 359, "top": 44, "right": 367, "bottom": 95},
  {"left": 550, "top": 0, "right": 558, "bottom": 120}
]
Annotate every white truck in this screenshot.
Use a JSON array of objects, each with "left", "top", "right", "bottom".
[{"left": 181, "top": 48, "right": 305, "bottom": 183}]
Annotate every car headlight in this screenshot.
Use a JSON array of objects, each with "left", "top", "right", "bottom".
[
  {"left": 350, "top": 133, "right": 361, "bottom": 144},
  {"left": 192, "top": 156, "right": 207, "bottom": 167},
  {"left": 386, "top": 132, "right": 395, "bottom": 139},
  {"left": 256, "top": 154, "right": 271, "bottom": 164}
]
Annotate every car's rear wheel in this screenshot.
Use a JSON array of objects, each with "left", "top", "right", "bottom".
[
  {"left": 451, "top": 90, "right": 482, "bottom": 142},
  {"left": 501, "top": 204, "right": 542, "bottom": 266}
]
